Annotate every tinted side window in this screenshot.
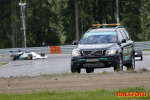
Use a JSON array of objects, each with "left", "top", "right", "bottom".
[
  {"left": 120, "top": 30, "right": 127, "bottom": 40},
  {"left": 124, "top": 30, "right": 130, "bottom": 40},
  {"left": 121, "top": 30, "right": 129, "bottom": 40},
  {"left": 117, "top": 30, "right": 124, "bottom": 42}
]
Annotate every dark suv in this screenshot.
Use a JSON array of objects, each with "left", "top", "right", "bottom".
[{"left": 71, "top": 24, "right": 135, "bottom": 73}]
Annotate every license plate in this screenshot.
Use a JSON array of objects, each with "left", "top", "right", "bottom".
[{"left": 86, "top": 59, "right": 99, "bottom": 62}]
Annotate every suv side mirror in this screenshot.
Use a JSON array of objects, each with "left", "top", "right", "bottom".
[
  {"left": 121, "top": 39, "right": 126, "bottom": 43},
  {"left": 73, "top": 40, "right": 78, "bottom": 45}
]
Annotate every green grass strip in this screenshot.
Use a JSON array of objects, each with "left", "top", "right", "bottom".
[
  {"left": 0, "top": 62, "right": 8, "bottom": 66},
  {"left": 0, "top": 86, "right": 149, "bottom": 100},
  {"left": 142, "top": 49, "right": 150, "bottom": 51}
]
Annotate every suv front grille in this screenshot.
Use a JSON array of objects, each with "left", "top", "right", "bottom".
[{"left": 82, "top": 50, "right": 103, "bottom": 56}]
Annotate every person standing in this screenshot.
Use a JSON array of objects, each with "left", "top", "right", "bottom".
[{"left": 42, "top": 41, "right": 47, "bottom": 47}]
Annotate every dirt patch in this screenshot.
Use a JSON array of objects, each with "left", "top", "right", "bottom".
[{"left": 0, "top": 71, "right": 150, "bottom": 93}]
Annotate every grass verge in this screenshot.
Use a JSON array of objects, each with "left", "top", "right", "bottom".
[
  {"left": 102, "top": 70, "right": 109, "bottom": 74},
  {"left": 139, "top": 68, "right": 148, "bottom": 71},
  {"left": 0, "top": 86, "right": 149, "bottom": 100},
  {"left": 0, "top": 62, "right": 8, "bottom": 66},
  {"left": 142, "top": 49, "right": 150, "bottom": 51}
]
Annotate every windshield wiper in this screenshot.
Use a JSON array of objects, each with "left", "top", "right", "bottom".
[
  {"left": 84, "top": 42, "right": 97, "bottom": 44},
  {"left": 107, "top": 42, "right": 116, "bottom": 43}
]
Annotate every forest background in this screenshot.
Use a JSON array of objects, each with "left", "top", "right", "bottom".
[{"left": 0, "top": 0, "right": 150, "bottom": 48}]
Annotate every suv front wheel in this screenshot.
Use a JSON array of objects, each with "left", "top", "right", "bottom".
[
  {"left": 114, "top": 55, "right": 123, "bottom": 71},
  {"left": 71, "top": 65, "right": 81, "bottom": 73}
]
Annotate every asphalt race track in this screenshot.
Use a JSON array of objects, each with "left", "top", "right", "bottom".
[{"left": 0, "top": 51, "right": 150, "bottom": 77}]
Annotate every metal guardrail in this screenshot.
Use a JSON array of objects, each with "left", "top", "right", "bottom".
[
  {"left": 0, "top": 47, "right": 51, "bottom": 56},
  {"left": 134, "top": 42, "right": 150, "bottom": 50},
  {"left": 60, "top": 45, "right": 76, "bottom": 54},
  {"left": 0, "top": 42, "right": 150, "bottom": 56}
]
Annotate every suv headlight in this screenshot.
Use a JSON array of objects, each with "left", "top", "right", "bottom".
[
  {"left": 105, "top": 49, "right": 116, "bottom": 55},
  {"left": 72, "top": 50, "right": 81, "bottom": 56}
]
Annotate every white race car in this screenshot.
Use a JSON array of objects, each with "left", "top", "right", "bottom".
[{"left": 10, "top": 50, "right": 47, "bottom": 60}]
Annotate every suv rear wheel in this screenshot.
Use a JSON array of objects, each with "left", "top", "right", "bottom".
[
  {"left": 126, "top": 53, "right": 135, "bottom": 70},
  {"left": 86, "top": 68, "right": 94, "bottom": 73},
  {"left": 114, "top": 55, "right": 123, "bottom": 71}
]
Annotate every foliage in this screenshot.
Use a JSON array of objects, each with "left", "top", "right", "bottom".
[
  {"left": 120, "top": 0, "right": 142, "bottom": 41},
  {"left": 0, "top": 0, "right": 150, "bottom": 48},
  {"left": 0, "top": 0, "right": 13, "bottom": 48},
  {"left": 26, "top": 0, "right": 60, "bottom": 47},
  {"left": 0, "top": 0, "right": 60, "bottom": 48},
  {"left": 60, "top": 0, "right": 144, "bottom": 44}
]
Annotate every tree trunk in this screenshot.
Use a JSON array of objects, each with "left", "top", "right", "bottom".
[
  {"left": 33, "top": 9, "right": 37, "bottom": 46},
  {"left": 11, "top": 0, "right": 15, "bottom": 48},
  {"left": 141, "top": 0, "right": 145, "bottom": 41},
  {"left": 81, "top": 0, "right": 84, "bottom": 35},
  {"left": 98, "top": 0, "right": 103, "bottom": 26},
  {"left": 116, "top": 0, "right": 119, "bottom": 23},
  {"left": 75, "top": 0, "right": 79, "bottom": 41}
]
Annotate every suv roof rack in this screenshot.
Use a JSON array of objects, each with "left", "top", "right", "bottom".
[
  {"left": 86, "top": 23, "right": 122, "bottom": 33},
  {"left": 92, "top": 23, "right": 122, "bottom": 30},
  {"left": 115, "top": 25, "right": 122, "bottom": 30},
  {"left": 86, "top": 26, "right": 98, "bottom": 33},
  {"left": 93, "top": 23, "right": 120, "bottom": 27}
]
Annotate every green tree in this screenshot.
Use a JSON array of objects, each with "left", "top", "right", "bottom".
[
  {"left": 120, "top": 0, "right": 142, "bottom": 41},
  {"left": 26, "top": 0, "right": 60, "bottom": 47},
  {"left": 0, "top": 0, "right": 12, "bottom": 48}
]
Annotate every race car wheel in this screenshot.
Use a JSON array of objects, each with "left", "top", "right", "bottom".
[
  {"left": 11, "top": 54, "right": 16, "bottom": 60},
  {"left": 139, "top": 51, "right": 143, "bottom": 60},
  {"left": 126, "top": 53, "right": 135, "bottom": 70},
  {"left": 28, "top": 54, "right": 32, "bottom": 60},
  {"left": 114, "top": 55, "right": 123, "bottom": 71},
  {"left": 86, "top": 68, "right": 94, "bottom": 73},
  {"left": 135, "top": 50, "right": 143, "bottom": 60},
  {"left": 141, "top": 55, "right": 143, "bottom": 60},
  {"left": 71, "top": 64, "right": 81, "bottom": 73},
  {"left": 40, "top": 53, "right": 45, "bottom": 57}
]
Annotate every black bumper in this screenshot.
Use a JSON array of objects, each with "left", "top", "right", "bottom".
[{"left": 71, "top": 55, "right": 119, "bottom": 68}]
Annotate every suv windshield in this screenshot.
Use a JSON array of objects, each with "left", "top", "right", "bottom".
[{"left": 80, "top": 32, "right": 118, "bottom": 44}]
